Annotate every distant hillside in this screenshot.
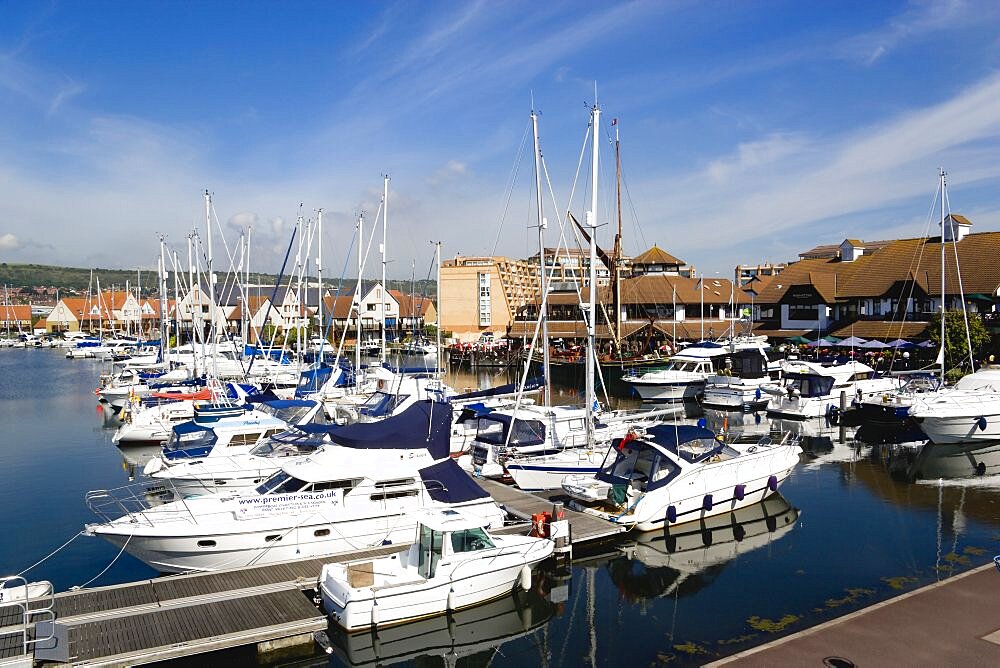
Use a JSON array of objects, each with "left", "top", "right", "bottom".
[{"left": 0, "top": 262, "right": 435, "bottom": 297}]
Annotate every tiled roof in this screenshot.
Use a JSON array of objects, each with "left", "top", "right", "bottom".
[
  {"left": 0, "top": 304, "right": 32, "bottom": 322},
  {"left": 631, "top": 245, "right": 684, "bottom": 266},
  {"left": 838, "top": 231, "right": 1000, "bottom": 298},
  {"left": 323, "top": 295, "right": 356, "bottom": 319},
  {"left": 754, "top": 257, "right": 863, "bottom": 304},
  {"left": 620, "top": 274, "right": 748, "bottom": 306},
  {"left": 389, "top": 290, "right": 434, "bottom": 317}
]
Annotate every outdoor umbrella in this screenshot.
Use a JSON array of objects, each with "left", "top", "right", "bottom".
[
  {"left": 917, "top": 340, "right": 936, "bottom": 348},
  {"left": 860, "top": 339, "right": 889, "bottom": 349},
  {"left": 825, "top": 336, "right": 842, "bottom": 343},
  {"left": 835, "top": 336, "right": 868, "bottom": 347},
  {"left": 787, "top": 335, "right": 811, "bottom": 344},
  {"left": 885, "top": 338, "right": 911, "bottom": 348},
  {"left": 807, "top": 338, "right": 836, "bottom": 347}
]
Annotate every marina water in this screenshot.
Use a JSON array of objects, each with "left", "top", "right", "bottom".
[{"left": 2, "top": 349, "right": 999, "bottom": 665}]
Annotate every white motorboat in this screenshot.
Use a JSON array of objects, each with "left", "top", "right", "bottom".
[
  {"left": 468, "top": 404, "right": 678, "bottom": 479},
  {"left": 561, "top": 424, "right": 800, "bottom": 532},
  {"left": 623, "top": 337, "right": 771, "bottom": 403},
  {"left": 319, "top": 508, "right": 553, "bottom": 632},
  {"left": 142, "top": 399, "right": 321, "bottom": 479},
  {"left": 144, "top": 400, "right": 430, "bottom": 497},
  {"left": 766, "top": 360, "right": 903, "bottom": 419},
  {"left": 848, "top": 372, "right": 941, "bottom": 428},
  {"left": 86, "top": 404, "right": 505, "bottom": 573},
  {"left": 701, "top": 348, "right": 781, "bottom": 411},
  {"left": 908, "top": 369, "right": 1000, "bottom": 443}
]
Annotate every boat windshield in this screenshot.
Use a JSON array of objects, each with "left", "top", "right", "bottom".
[
  {"left": 258, "top": 403, "right": 315, "bottom": 424},
  {"left": 255, "top": 471, "right": 309, "bottom": 495},
  {"left": 359, "top": 392, "right": 409, "bottom": 418},
  {"left": 250, "top": 430, "right": 325, "bottom": 457},
  {"left": 475, "top": 416, "right": 545, "bottom": 447},
  {"left": 597, "top": 443, "right": 680, "bottom": 491},
  {"left": 784, "top": 373, "right": 834, "bottom": 398},
  {"left": 418, "top": 525, "right": 444, "bottom": 579},
  {"left": 450, "top": 527, "right": 494, "bottom": 553}
]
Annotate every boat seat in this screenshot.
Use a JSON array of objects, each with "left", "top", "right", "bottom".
[{"left": 347, "top": 562, "right": 375, "bottom": 587}]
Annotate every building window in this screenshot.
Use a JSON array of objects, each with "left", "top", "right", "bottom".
[
  {"left": 788, "top": 306, "right": 819, "bottom": 321},
  {"left": 478, "top": 272, "right": 491, "bottom": 327}
]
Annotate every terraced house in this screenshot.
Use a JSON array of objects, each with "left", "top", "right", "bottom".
[{"left": 753, "top": 215, "right": 1000, "bottom": 340}]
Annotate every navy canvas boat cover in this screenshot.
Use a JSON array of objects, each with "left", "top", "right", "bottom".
[
  {"left": 453, "top": 376, "right": 544, "bottom": 401},
  {"left": 419, "top": 458, "right": 490, "bottom": 504},
  {"left": 644, "top": 424, "right": 717, "bottom": 450},
  {"left": 324, "top": 400, "right": 452, "bottom": 459}
]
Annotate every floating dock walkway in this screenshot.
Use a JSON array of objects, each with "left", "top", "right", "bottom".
[
  {"left": 2, "top": 479, "right": 623, "bottom": 667},
  {"left": 710, "top": 562, "right": 1000, "bottom": 667}
]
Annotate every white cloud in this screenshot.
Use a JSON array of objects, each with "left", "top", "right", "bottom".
[
  {"left": 837, "top": 0, "right": 988, "bottom": 64},
  {"left": 0, "top": 233, "right": 19, "bottom": 250}
]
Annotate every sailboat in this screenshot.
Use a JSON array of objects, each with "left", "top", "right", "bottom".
[{"left": 502, "top": 102, "right": 676, "bottom": 490}]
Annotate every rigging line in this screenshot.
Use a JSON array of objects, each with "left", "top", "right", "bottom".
[
  {"left": 17, "top": 531, "right": 84, "bottom": 577},
  {"left": 943, "top": 184, "right": 976, "bottom": 370},
  {"left": 490, "top": 120, "right": 532, "bottom": 257},
  {"left": 74, "top": 533, "right": 134, "bottom": 590},
  {"left": 248, "top": 226, "right": 298, "bottom": 377},
  {"left": 888, "top": 180, "right": 940, "bottom": 371},
  {"left": 618, "top": 162, "right": 648, "bottom": 251},
  {"left": 322, "top": 227, "right": 357, "bottom": 362}
]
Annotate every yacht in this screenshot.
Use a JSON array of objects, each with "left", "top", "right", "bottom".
[
  {"left": 85, "top": 404, "right": 505, "bottom": 573},
  {"left": 145, "top": 401, "right": 427, "bottom": 497},
  {"left": 142, "top": 398, "right": 321, "bottom": 478},
  {"left": 623, "top": 337, "right": 771, "bottom": 403},
  {"left": 561, "top": 424, "right": 800, "bottom": 532},
  {"left": 908, "top": 369, "right": 1000, "bottom": 443},
  {"left": 765, "top": 360, "right": 902, "bottom": 419},
  {"left": 701, "top": 347, "right": 781, "bottom": 411}
]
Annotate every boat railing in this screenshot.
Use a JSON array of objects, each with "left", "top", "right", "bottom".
[
  {"left": 85, "top": 478, "right": 197, "bottom": 527},
  {"left": 0, "top": 575, "right": 56, "bottom": 658}
]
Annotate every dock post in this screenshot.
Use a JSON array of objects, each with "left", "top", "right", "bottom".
[
  {"left": 839, "top": 390, "right": 847, "bottom": 443},
  {"left": 549, "top": 500, "right": 572, "bottom": 572}
]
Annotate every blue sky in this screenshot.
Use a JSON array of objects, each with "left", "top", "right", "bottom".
[{"left": 3, "top": 0, "right": 1000, "bottom": 280}]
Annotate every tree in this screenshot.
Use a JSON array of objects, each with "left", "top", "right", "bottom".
[{"left": 928, "top": 310, "right": 990, "bottom": 370}]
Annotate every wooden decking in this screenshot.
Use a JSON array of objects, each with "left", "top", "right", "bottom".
[
  {"left": 31, "top": 545, "right": 407, "bottom": 666},
  {"left": 477, "top": 477, "right": 626, "bottom": 544}
]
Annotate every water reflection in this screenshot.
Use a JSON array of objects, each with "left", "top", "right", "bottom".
[
  {"left": 601, "top": 495, "right": 799, "bottom": 605},
  {"left": 325, "top": 587, "right": 557, "bottom": 667}
]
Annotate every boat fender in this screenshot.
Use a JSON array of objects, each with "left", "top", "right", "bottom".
[
  {"left": 734, "top": 484, "right": 746, "bottom": 501},
  {"left": 767, "top": 475, "right": 778, "bottom": 492},
  {"left": 977, "top": 416, "right": 987, "bottom": 431},
  {"left": 976, "top": 462, "right": 987, "bottom": 476},
  {"left": 518, "top": 564, "right": 532, "bottom": 591},
  {"left": 755, "top": 387, "right": 762, "bottom": 400},
  {"left": 378, "top": 379, "right": 385, "bottom": 390},
  {"left": 666, "top": 505, "right": 677, "bottom": 523},
  {"left": 447, "top": 586, "right": 456, "bottom": 611},
  {"left": 697, "top": 418, "right": 707, "bottom": 429},
  {"left": 371, "top": 597, "right": 379, "bottom": 626},
  {"left": 702, "top": 494, "right": 713, "bottom": 511}
]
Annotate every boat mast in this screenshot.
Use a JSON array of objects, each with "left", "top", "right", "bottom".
[
  {"left": 381, "top": 175, "right": 389, "bottom": 366},
  {"left": 435, "top": 241, "right": 442, "bottom": 374},
  {"left": 585, "top": 100, "right": 601, "bottom": 440},
  {"left": 940, "top": 169, "right": 946, "bottom": 381},
  {"left": 317, "top": 208, "right": 324, "bottom": 356},
  {"left": 158, "top": 235, "right": 169, "bottom": 365},
  {"left": 613, "top": 119, "right": 623, "bottom": 351},
  {"left": 172, "top": 250, "right": 180, "bottom": 360},
  {"left": 204, "top": 191, "right": 217, "bottom": 379},
  {"left": 531, "top": 105, "right": 551, "bottom": 407},
  {"left": 356, "top": 212, "right": 363, "bottom": 383}
]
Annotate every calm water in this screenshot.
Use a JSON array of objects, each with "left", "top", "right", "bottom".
[{"left": 2, "top": 349, "right": 999, "bottom": 666}]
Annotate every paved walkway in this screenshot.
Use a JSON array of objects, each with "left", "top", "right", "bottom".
[{"left": 710, "top": 562, "right": 1000, "bottom": 667}]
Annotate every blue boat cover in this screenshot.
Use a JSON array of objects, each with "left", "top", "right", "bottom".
[
  {"left": 644, "top": 424, "right": 717, "bottom": 450},
  {"left": 452, "top": 376, "right": 544, "bottom": 401},
  {"left": 295, "top": 364, "right": 334, "bottom": 398},
  {"left": 419, "top": 458, "right": 490, "bottom": 503},
  {"left": 323, "top": 400, "right": 452, "bottom": 459},
  {"left": 261, "top": 399, "right": 317, "bottom": 409},
  {"left": 163, "top": 421, "right": 218, "bottom": 460}
]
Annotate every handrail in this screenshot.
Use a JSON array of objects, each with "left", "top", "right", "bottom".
[{"left": 0, "top": 575, "right": 55, "bottom": 657}]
